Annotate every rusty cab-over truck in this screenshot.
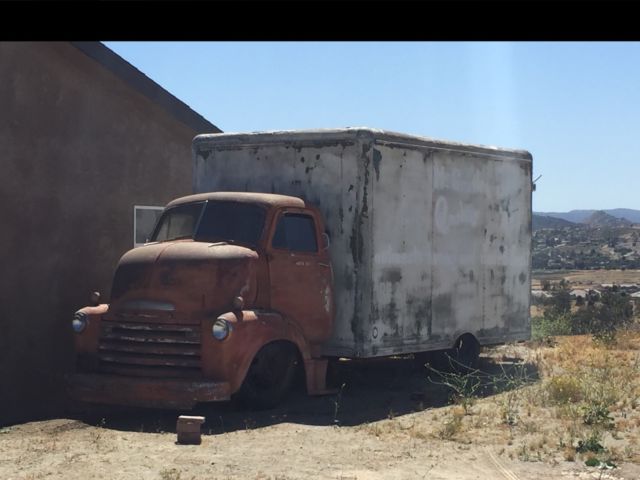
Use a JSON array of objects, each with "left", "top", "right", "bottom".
[{"left": 69, "top": 128, "right": 533, "bottom": 409}]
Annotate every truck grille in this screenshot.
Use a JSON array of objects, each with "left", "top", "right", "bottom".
[{"left": 98, "top": 321, "right": 201, "bottom": 378}]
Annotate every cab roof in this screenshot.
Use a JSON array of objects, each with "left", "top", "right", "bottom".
[{"left": 166, "top": 192, "right": 306, "bottom": 209}]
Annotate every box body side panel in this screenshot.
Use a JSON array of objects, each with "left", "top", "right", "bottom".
[
  {"left": 193, "top": 140, "right": 371, "bottom": 355},
  {"left": 366, "top": 143, "right": 531, "bottom": 356},
  {"left": 367, "top": 145, "right": 434, "bottom": 355}
]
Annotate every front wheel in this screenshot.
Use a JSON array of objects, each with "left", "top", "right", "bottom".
[{"left": 234, "top": 342, "right": 298, "bottom": 410}]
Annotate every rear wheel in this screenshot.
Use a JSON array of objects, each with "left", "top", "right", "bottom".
[
  {"left": 451, "top": 334, "right": 480, "bottom": 373},
  {"left": 234, "top": 342, "right": 298, "bottom": 410}
]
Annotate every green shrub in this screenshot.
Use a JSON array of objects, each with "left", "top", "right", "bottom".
[
  {"left": 571, "top": 289, "right": 633, "bottom": 342},
  {"left": 584, "top": 457, "right": 600, "bottom": 467},
  {"left": 531, "top": 313, "right": 572, "bottom": 342},
  {"left": 534, "top": 287, "right": 634, "bottom": 345},
  {"left": 576, "top": 432, "right": 604, "bottom": 454}
]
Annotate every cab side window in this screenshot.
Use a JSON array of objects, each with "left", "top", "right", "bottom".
[{"left": 272, "top": 213, "right": 318, "bottom": 253}]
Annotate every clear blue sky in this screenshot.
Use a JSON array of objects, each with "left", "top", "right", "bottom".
[{"left": 105, "top": 42, "right": 640, "bottom": 213}]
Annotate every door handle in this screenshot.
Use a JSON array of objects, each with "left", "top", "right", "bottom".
[{"left": 318, "top": 262, "right": 330, "bottom": 268}]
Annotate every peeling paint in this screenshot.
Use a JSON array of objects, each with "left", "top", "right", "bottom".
[
  {"left": 379, "top": 267, "right": 402, "bottom": 283},
  {"left": 406, "top": 295, "right": 431, "bottom": 338},
  {"left": 343, "top": 267, "right": 353, "bottom": 291},
  {"left": 323, "top": 284, "right": 332, "bottom": 314},
  {"left": 432, "top": 293, "right": 453, "bottom": 320},
  {"left": 372, "top": 148, "right": 382, "bottom": 181}
]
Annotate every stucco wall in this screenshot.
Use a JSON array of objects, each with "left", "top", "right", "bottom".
[{"left": 0, "top": 42, "right": 211, "bottom": 424}]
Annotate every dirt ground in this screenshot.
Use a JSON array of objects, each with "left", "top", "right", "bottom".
[{"left": 2, "top": 342, "right": 639, "bottom": 480}]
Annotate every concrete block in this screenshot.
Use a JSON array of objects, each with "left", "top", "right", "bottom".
[{"left": 176, "top": 415, "right": 205, "bottom": 445}]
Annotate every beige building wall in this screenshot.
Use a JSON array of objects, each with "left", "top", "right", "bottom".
[{"left": 0, "top": 42, "right": 219, "bottom": 424}]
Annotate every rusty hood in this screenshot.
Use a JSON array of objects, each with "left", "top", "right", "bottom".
[{"left": 108, "top": 241, "right": 258, "bottom": 324}]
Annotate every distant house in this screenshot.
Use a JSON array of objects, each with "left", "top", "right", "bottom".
[
  {"left": 599, "top": 283, "right": 639, "bottom": 293},
  {"left": 531, "top": 290, "right": 552, "bottom": 299},
  {"left": 570, "top": 289, "right": 588, "bottom": 299},
  {"left": 630, "top": 292, "right": 640, "bottom": 315},
  {"left": 0, "top": 42, "right": 220, "bottom": 425}
]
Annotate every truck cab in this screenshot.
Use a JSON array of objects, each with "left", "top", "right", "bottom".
[{"left": 69, "top": 192, "right": 336, "bottom": 409}]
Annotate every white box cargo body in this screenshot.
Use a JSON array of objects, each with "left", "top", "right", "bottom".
[{"left": 193, "top": 128, "right": 532, "bottom": 358}]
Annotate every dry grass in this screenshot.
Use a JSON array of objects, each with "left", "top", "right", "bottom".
[
  {"left": 533, "top": 269, "right": 640, "bottom": 289},
  {"left": 499, "top": 333, "right": 640, "bottom": 464},
  {"left": 359, "top": 331, "right": 640, "bottom": 467}
]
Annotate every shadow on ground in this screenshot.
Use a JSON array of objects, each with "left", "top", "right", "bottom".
[{"left": 69, "top": 351, "right": 539, "bottom": 435}]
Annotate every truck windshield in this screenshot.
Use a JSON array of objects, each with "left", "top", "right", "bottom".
[{"left": 150, "top": 201, "right": 266, "bottom": 247}]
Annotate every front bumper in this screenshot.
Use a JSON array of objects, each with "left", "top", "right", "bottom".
[{"left": 66, "top": 373, "right": 231, "bottom": 409}]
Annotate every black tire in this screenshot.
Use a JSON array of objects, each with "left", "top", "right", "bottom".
[
  {"left": 451, "top": 334, "right": 480, "bottom": 373},
  {"left": 234, "top": 342, "right": 298, "bottom": 410}
]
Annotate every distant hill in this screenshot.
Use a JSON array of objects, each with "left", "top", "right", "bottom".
[
  {"left": 537, "top": 210, "right": 596, "bottom": 223},
  {"left": 605, "top": 209, "right": 640, "bottom": 224},
  {"left": 532, "top": 214, "right": 578, "bottom": 230},
  {"left": 535, "top": 208, "right": 640, "bottom": 224},
  {"left": 584, "top": 210, "right": 633, "bottom": 227},
  {"left": 532, "top": 209, "right": 640, "bottom": 270}
]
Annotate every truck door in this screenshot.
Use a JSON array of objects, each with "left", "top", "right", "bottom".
[{"left": 267, "top": 209, "right": 334, "bottom": 344}]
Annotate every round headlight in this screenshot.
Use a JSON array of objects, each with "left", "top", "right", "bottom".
[
  {"left": 212, "top": 318, "right": 230, "bottom": 341},
  {"left": 72, "top": 312, "right": 88, "bottom": 333}
]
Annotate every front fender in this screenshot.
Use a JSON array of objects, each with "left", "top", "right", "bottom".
[
  {"left": 73, "top": 304, "right": 109, "bottom": 354},
  {"left": 201, "top": 309, "right": 311, "bottom": 394}
]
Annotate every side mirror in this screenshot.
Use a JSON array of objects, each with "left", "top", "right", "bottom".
[{"left": 321, "top": 232, "right": 331, "bottom": 251}]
